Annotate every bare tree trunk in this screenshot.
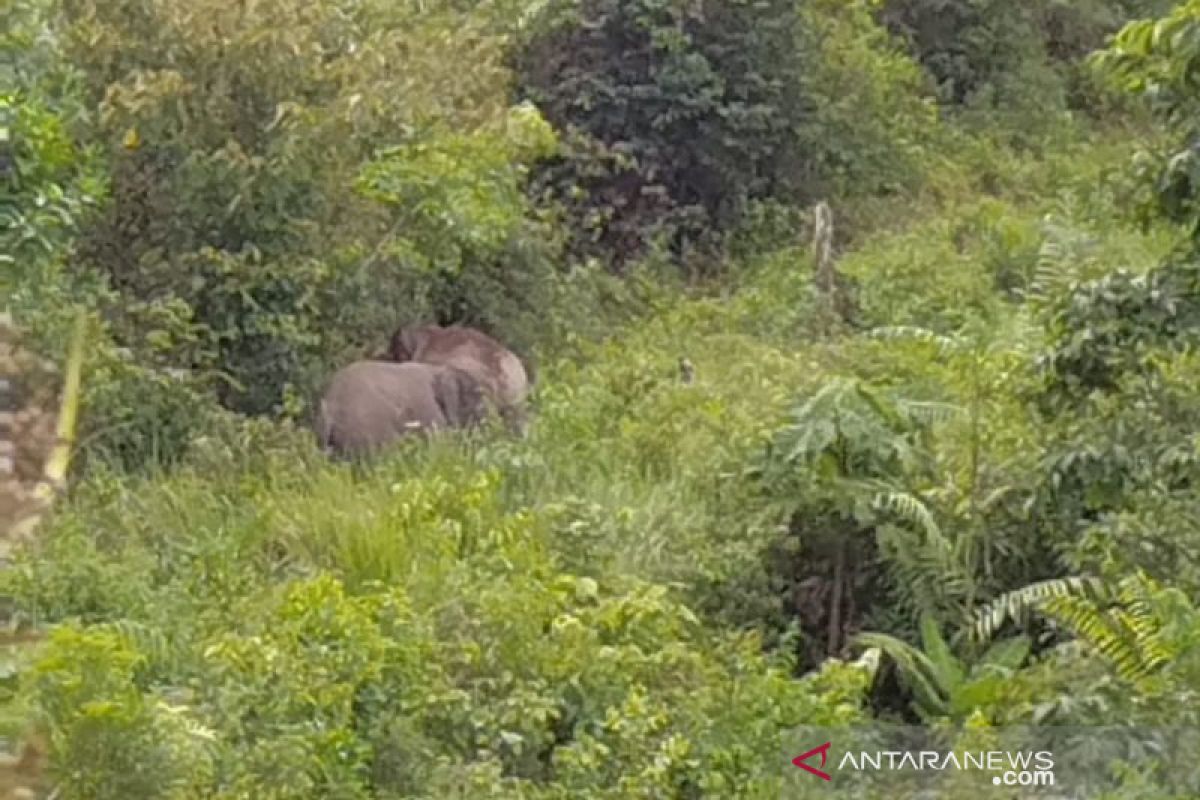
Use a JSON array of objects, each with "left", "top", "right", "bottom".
[
  {"left": 811, "top": 200, "right": 851, "bottom": 333},
  {"left": 828, "top": 538, "right": 846, "bottom": 656},
  {"left": 812, "top": 200, "right": 836, "bottom": 299}
]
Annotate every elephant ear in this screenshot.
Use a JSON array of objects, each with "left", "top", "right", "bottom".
[
  {"left": 433, "top": 367, "right": 486, "bottom": 427},
  {"left": 388, "top": 326, "right": 421, "bottom": 362}
]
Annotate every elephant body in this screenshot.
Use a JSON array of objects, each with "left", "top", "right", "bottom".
[
  {"left": 315, "top": 361, "right": 486, "bottom": 459},
  {"left": 387, "top": 324, "right": 531, "bottom": 432}
]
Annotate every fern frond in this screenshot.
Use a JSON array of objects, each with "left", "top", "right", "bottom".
[
  {"left": 895, "top": 400, "right": 964, "bottom": 426},
  {"left": 851, "top": 381, "right": 906, "bottom": 431},
  {"left": 985, "top": 572, "right": 1174, "bottom": 684},
  {"left": 971, "top": 576, "right": 1108, "bottom": 643},
  {"left": 875, "top": 519, "right": 974, "bottom": 622},
  {"left": 1029, "top": 217, "right": 1095, "bottom": 302},
  {"left": 868, "top": 325, "right": 963, "bottom": 356},
  {"left": 1114, "top": 573, "right": 1173, "bottom": 676},
  {"left": 873, "top": 491, "right": 949, "bottom": 553},
  {"left": 1043, "top": 594, "right": 1153, "bottom": 682}
]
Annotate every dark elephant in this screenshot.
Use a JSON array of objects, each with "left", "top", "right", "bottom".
[
  {"left": 315, "top": 360, "right": 487, "bottom": 459},
  {"left": 387, "top": 324, "right": 532, "bottom": 433}
]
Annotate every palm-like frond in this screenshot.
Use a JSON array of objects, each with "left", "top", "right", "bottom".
[
  {"left": 1114, "top": 577, "right": 1174, "bottom": 675},
  {"left": 971, "top": 576, "right": 1108, "bottom": 643},
  {"left": 853, "top": 629, "right": 950, "bottom": 718},
  {"left": 872, "top": 491, "right": 976, "bottom": 621},
  {"left": 974, "top": 573, "right": 1174, "bottom": 684},
  {"left": 874, "top": 491, "right": 946, "bottom": 550},
  {"left": 869, "top": 325, "right": 964, "bottom": 357},
  {"left": 1031, "top": 220, "right": 1092, "bottom": 294},
  {"left": 1043, "top": 573, "right": 1174, "bottom": 683},
  {"left": 895, "top": 399, "right": 965, "bottom": 426}
]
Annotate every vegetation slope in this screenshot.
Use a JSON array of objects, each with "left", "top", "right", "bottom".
[{"left": 5, "top": 0, "right": 1200, "bottom": 798}]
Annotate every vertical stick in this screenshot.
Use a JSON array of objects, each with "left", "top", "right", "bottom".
[
  {"left": 812, "top": 201, "right": 835, "bottom": 299},
  {"left": 828, "top": 538, "right": 845, "bottom": 657},
  {"left": 8, "top": 308, "right": 86, "bottom": 543}
]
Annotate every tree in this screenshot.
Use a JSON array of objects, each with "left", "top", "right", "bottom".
[
  {"left": 1095, "top": 1, "right": 1200, "bottom": 240},
  {"left": 515, "top": 0, "right": 930, "bottom": 270}
]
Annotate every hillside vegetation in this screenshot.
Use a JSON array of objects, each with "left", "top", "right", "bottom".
[{"left": 5, "top": 0, "right": 1200, "bottom": 797}]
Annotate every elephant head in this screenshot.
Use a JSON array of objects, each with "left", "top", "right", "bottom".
[
  {"left": 386, "top": 326, "right": 423, "bottom": 363},
  {"left": 386, "top": 324, "right": 532, "bottom": 434},
  {"left": 431, "top": 363, "right": 487, "bottom": 428},
  {"left": 315, "top": 361, "right": 487, "bottom": 459}
]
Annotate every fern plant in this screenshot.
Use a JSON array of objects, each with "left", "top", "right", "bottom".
[
  {"left": 1043, "top": 573, "right": 1175, "bottom": 684},
  {"left": 1025, "top": 212, "right": 1102, "bottom": 310},
  {"left": 868, "top": 322, "right": 1036, "bottom": 616},
  {"left": 973, "top": 572, "right": 1175, "bottom": 685},
  {"left": 872, "top": 491, "right": 976, "bottom": 627},
  {"left": 762, "top": 376, "right": 987, "bottom": 658},
  {"left": 972, "top": 575, "right": 1109, "bottom": 643}
]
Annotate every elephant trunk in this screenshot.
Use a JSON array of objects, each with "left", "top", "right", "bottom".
[{"left": 314, "top": 399, "right": 336, "bottom": 455}]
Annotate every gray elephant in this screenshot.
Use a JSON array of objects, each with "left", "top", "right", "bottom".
[
  {"left": 315, "top": 360, "right": 487, "bottom": 459},
  {"left": 386, "top": 324, "right": 532, "bottom": 433}
]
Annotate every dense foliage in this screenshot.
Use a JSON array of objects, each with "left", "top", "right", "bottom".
[
  {"left": 516, "top": 0, "right": 931, "bottom": 268},
  {"left": 6, "top": 0, "right": 1200, "bottom": 797},
  {"left": 879, "top": 0, "right": 1174, "bottom": 112}
]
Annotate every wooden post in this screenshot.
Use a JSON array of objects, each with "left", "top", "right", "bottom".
[
  {"left": 4, "top": 308, "right": 86, "bottom": 547},
  {"left": 812, "top": 200, "right": 836, "bottom": 301}
]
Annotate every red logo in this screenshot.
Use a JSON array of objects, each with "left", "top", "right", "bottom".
[{"left": 792, "top": 741, "right": 833, "bottom": 781}]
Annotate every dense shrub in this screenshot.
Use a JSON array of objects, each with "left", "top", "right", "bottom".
[
  {"left": 5, "top": 0, "right": 630, "bottom": 471},
  {"left": 515, "top": 0, "right": 932, "bottom": 270},
  {"left": 878, "top": 0, "right": 1169, "bottom": 115},
  {"left": 11, "top": 0, "right": 1200, "bottom": 794},
  {"left": 1094, "top": 0, "right": 1200, "bottom": 249},
  {"left": 11, "top": 444, "right": 872, "bottom": 797},
  {"left": 4, "top": 0, "right": 218, "bottom": 472},
  {"left": 55, "top": 0, "right": 556, "bottom": 418},
  {"left": 879, "top": 0, "right": 1044, "bottom": 107}
]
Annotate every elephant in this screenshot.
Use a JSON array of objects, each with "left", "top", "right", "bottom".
[
  {"left": 314, "top": 360, "right": 487, "bottom": 459},
  {"left": 386, "top": 324, "right": 532, "bottom": 433}
]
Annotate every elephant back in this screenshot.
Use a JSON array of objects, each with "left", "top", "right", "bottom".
[
  {"left": 395, "top": 325, "right": 529, "bottom": 408},
  {"left": 316, "top": 361, "right": 453, "bottom": 457}
]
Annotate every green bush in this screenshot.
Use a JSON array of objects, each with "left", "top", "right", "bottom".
[
  {"left": 4, "top": 0, "right": 220, "bottom": 473},
  {"left": 515, "top": 0, "right": 931, "bottom": 270},
  {"left": 16, "top": 464, "right": 873, "bottom": 796},
  {"left": 30, "top": 625, "right": 215, "bottom": 799},
  {"left": 878, "top": 0, "right": 1164, "bottom": 113},
  {"left": 6, "top": 0, "right": 633, "bottom": 471},
  {"left": 1094, "top": 0, "right": 1200, "bottom": 245},
  {"left": 8, "top": 0, "right": 595, "bottom": 478},
  {"left": 12, "top": 0, "right": 1200, "bottom": 793}
]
